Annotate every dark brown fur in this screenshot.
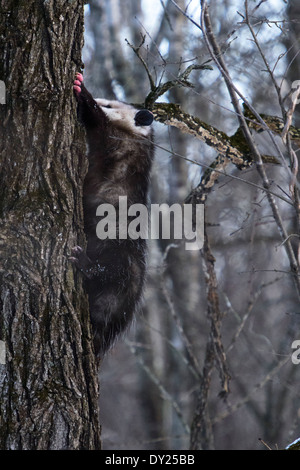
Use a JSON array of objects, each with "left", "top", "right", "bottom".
[{"left": 71, "top": 74, "right": 154, "bottom": 357}]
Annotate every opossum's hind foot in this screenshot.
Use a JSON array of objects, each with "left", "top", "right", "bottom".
[
  {"left": 70, "top": 246, "right": 106, "bottom": 280},
  {"left": 69, "top": 245, "right": 84, "bottom": 263},
  {"left": 69, "top": 245, "right": 95, "bottom": 279}
]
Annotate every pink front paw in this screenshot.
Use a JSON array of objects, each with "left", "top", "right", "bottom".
[{"left": 73, "top": 72, "right": 83, "bottom": 94}]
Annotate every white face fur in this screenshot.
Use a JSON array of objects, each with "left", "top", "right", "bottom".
[{"left": 95, "top": 98, "right": 153, "bottom": 138}]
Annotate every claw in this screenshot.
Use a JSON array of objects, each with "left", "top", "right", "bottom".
[
  {"left": 76, "top": 72, "right": 83, "bottom": 82},
  {"left": 69, "top": 246, "right": 83, "bottom": 262},
  {"left": 71, "top": 245, "right": 83, "bottom": 254}
]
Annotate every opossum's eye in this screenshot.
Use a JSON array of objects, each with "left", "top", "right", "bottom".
[{"left": 134, "top": 109, "right": 154, "bottom": 127}]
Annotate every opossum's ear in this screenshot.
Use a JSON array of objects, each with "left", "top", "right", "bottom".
[{"left": 134, "top": 109, "right": 154, "bottom": 127}]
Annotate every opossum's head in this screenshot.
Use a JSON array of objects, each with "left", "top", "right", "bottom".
[{"left": 95, "top": 99, "right": 154, "bottom": 137}]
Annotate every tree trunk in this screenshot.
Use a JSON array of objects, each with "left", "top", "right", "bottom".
[{"left": 0, "top": 0, "right": 101, "bottom": 450}]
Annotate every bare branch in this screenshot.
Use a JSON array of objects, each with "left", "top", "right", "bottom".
[
  {"left": 202, "top": 227, "right": 231, "bottom": 399},
  {"left": 126, "top": 30, "right": 212, "bottom": 108},
  {"left": 152, "top": 102, "right": 278, "bottom": 167}
]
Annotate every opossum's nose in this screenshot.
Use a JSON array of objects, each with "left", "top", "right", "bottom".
[{"left": 134, "top": 109, "right": 154, "bottom": 127}]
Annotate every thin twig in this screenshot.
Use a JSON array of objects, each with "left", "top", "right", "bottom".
[
  {"left": 212, "top": 356, "right": 290, "bottom": 425},
  {"left": 226, "top": 277, "right": 282, "bottom": 354},
  {"left": 160, "top": 246, "right": 203, "bottom": 380},
  {"left": 140, "top": 317, "right": 202, "bottom": 380},
  {"left": 169, "top": 0, "right": 202, "bottom": 32},
  {"left": 126, "top": 339, "right": 191, "bottom": 434},
  {"left": 125, "top": 36, "right": 156, "bottom": 91}
]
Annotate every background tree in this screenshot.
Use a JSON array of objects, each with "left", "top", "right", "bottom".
[{"left": 0, "top": 0, "right": 101, "bottom": 450}]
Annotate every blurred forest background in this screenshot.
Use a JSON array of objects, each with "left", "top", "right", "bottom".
[{"left": 82, "top": 0, "right": 300, "bottom": 450}]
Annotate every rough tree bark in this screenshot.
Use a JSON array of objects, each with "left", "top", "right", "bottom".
[{"left": 0, "top": 0, "right": 101, "bottom": 449}]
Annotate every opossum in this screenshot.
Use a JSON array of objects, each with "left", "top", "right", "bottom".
[{"left": 71, "top": 73, "right": 154, "bottom": 358}]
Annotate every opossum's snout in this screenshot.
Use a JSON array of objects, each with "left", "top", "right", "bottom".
[{"left": 134, "top": 109, "right": 154, "bottom": 127}]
